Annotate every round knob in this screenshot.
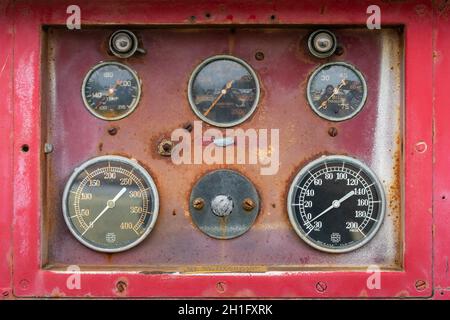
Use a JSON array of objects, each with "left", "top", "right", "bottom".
[
  {"left": 109, "top": 30, "right": 139, "bottom": 58},
  {"left": 211, "top": 195, "right": 233, "bottom": 217},
  {"left": 308, "top": 30, "right": 337, "bottom": 58},
  {"left": 313, "top": 32, "right": 334, "bottom": 53},
  {"left": 112, "top": 32, "right": 133, "bottom": 53}
]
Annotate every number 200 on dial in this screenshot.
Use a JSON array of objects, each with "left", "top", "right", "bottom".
[
  {"left": 287, "top": 155, "right": 386, "bottom": 253},
  {"left": 62, "top": 156, "right": 159, "bottom": 252}
]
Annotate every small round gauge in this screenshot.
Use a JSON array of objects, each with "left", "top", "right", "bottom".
[
  {"left": 287, "top": 155, "right": 385, "bottom": 253},
  {"left": 307, "top": 62, "right": 367, "bottom": 121},
  {"left": 62, "top": 156, "right": 159, "bottom": 253},
  {"left": 188, "top": 55, "right": 260, "bottom": 127},
  {"left": 82, "top": 61, "right": 141, "bottom": 121}
]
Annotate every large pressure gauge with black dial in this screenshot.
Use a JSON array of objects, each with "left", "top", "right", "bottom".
[
  {"left": 287, "top": 155, "right": 385, "bottom": 253},
  {"left": 62, "top": 156, "right": 159, "bottom": 253}
]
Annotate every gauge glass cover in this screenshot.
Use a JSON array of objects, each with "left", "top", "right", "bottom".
[
  {"left": 307, "top": 62, "right": 367, "bottom": 121},
  {"left": 287, "top": 155, "right": 385, "bottom": 253},
  {"left": 62, "top": 156, "right": 159, "bottom": 252},
  {"left": 188, "top": 55, "right": 260, "bottom": 127},
  {"left": 82, "top": 61, "right": 141, "bottom": 121}
]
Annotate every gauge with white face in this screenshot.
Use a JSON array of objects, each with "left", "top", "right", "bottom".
[
  {"left": 62, "top": 156, "right": 159, "bottom": 253},
  {"left": 287, "top": 155, "right": 385, "bottom": 253}
]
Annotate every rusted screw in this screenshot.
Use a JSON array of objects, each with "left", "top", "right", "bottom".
[
  {"left": 328, "top": 127, "right": 338, "bottom": 137},
  {"left": 315, "top": 281, "right": 327, "bottom": 293},
  {"left": 255, "top": 51, "right": 265, "bottom": 61},
  {"left": 183, "top": 122, "right": 193, "bottom": 132},
  {"left": 157, "top": 139, "right": 173, "bottom": 156},
  {"left": 335, "top": 46, "right": 344, "bottom": 56},
  {"left": 193, "top": 198, "right": 205, "bottom": 210},
  {"left": 108, "top": 127, "right": 118, "bottom": 136},
  {"left": 116, "top": 280, "right": 127, "bottom": 293},
  {"left": 242, "top": 198, "right": 255, "bottom": 211},
  {"left": 415, "top": 280, "right": 427, "bottom": 291},
  {"left": 216, "top": 281, "right": 226, "bottom": 293}
]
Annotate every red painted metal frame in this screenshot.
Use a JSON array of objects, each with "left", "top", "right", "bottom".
[
  {"left": 4, "top": 0, "right": 434, "bottom": 298},
  {"left": 433, "top": 2, "right": 450, "bottom": 300},
  {"left": 0, "top": 1, "right": 14, "bottom": 299}
]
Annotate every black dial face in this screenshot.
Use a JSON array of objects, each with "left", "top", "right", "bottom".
[
  {"left": 287, "top": 156, "right": 385, "bottom": 253},
  {"left": 307, "top": 62, "right": 367, "bottom": 121},
  {"left": 82, "top": 62, "right": 141, "bottom": 121},
  {"left": 62, "top": 156, "right": 159, "bottom": 252},
  {"left": 188, "top": 55, "right": 260, "bottom": 127}
]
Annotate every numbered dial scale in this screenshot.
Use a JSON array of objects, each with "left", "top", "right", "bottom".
[
  {"left": 287, "top": 156, "right": 385, "bottom": 253},
  {"left": 62, "top": 156, "right": 159, "bottom": 252},
  {"left": 81, "top": 61, "right": 141, "bottom": 121},
  {"left": 188, "top": 55, "right": 260, "bottom": 127},
  {"left": 307, "top": 62, "right": 367, "bottom": 121}
]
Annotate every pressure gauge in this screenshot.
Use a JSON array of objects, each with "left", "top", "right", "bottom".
[
  {"left": 82, "top": 61, "right": 141, "bottom": 121},
  {"left": 307, "top": 62, "right": 367, "bottom": 121},
  {"left": 62, "top": 156, "right": 159, "bottom": 253},
  {"left": 188, "top": 55, "right": 260, "bottom": 127},
  {"left": 287, "top": 155, "right": 385, "bottom": 253}
]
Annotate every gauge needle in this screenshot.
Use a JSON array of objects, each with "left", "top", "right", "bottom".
[
  {"left": 319, "top": 79, "right": 347, "bottom": 110},
  {"left": 94, "top": 81, "right": 122, "bottom": 109},
  {"left": 82, "top": 187, "right": 127, "bottom": 236},
  {"left": 307, "top": 190, "right": 355, "bottom": 224},
  {"left": 203, "top": 80, "right": 234, "bottom": 117},
  {"left": 108, "top": 80, "right": 122, "bottom": 96}
]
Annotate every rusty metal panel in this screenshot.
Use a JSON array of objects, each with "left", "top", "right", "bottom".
[
  {"left": 42, "top": 27, "right": 403, "bottom": 272},
  {"left": 7, "top": 0, "right": 434, "bottom": 298}
]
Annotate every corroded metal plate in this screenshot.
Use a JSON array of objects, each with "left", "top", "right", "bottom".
[{"left": 189, "top": 169, "right": 260, "bottom": 239}]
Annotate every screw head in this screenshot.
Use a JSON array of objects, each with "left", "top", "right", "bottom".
[
  {"left": 328, "top": 127, "right": 338, "bottom": 137},
  {"left": 415, "top": 280, "right": 427, "bottom": 291},
  {"left": 116, "top": 280, "right": 127, "bottom": 293},
  {"left": 193, "top": 198, "right": 205, "bottom": 210},
  {"left": 242, "top": 198, "right": 255, "bottom": 211},
  {"left": 108, "top": 127, "right": 118, "bottom": 136},
  {"left": 157, "top": 139, "right": 173, "bottom": 156},
  {"left": 415, "top": 141, "right": 427, "bottom": 153},
  {"left": 216, "top": 281, "right": 226, "bottom": 293},
  {"left": 315, "top": 281, "right": 327, "bottom": 293},
  {"left": 255, "top": 51, "right": 265, "bottom": 61}
]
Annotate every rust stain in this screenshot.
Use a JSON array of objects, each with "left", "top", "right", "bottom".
[{"left": 49, "top": 287, "right": 66, "bottom": 298}]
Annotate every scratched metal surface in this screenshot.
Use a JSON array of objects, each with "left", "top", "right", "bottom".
[{"left": 43, "top": 27, "right": 403, "bottom": 271}]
